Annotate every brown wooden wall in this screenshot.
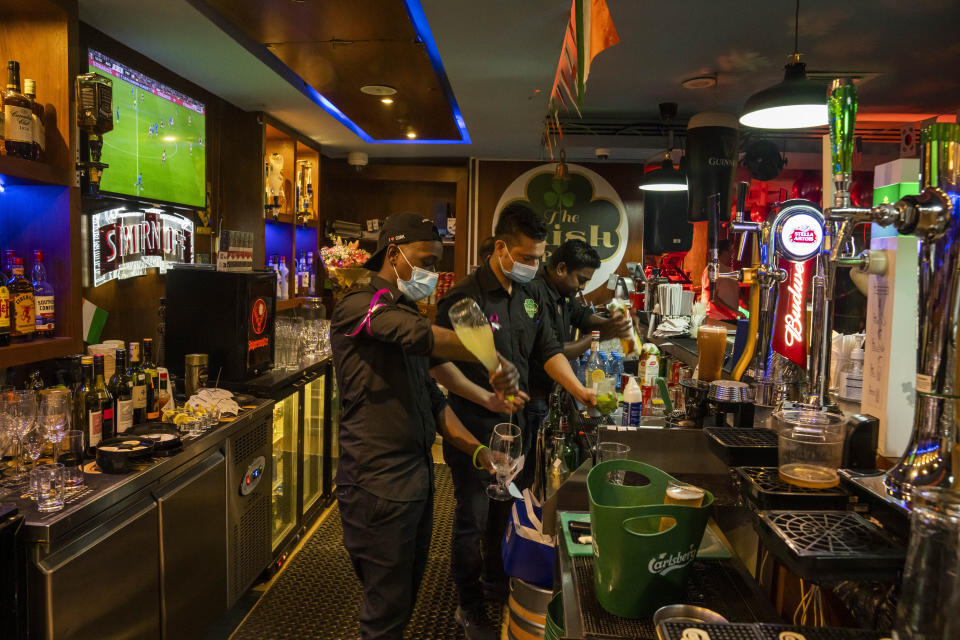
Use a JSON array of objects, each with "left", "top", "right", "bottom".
[{"left": 79, "top": 25, "right": 264, "bottom": 350}]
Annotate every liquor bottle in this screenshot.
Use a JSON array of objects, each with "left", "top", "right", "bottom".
[
  {"left": 142, "top": 338, "right": 160, "bottom": 421},
  {"left": 22, "top": 78, "right": 43, "bottom": 161},
  {"left": 584, "top": 331, "right": 603, "bottom": 388},
  {"left": 3, "top": 61, "right": 33, "bottom": 160},
  {"left": 158, "top": 371, "right": 171, "bottom": 412},
  {"left": 9, "top": 257, "right": 35, "bottom": 342},
  {"left": 0, "top": 252, "right": 10, "bottom": 347},
  {"left": 109, "top": 348, "right": 134, "bottom": 434},
  {"left": 128, "top": 341, "right": 147, "bottom": 425},
  {"left": 279, "top": 257, "right": 289, "bottom": 300},
  {"left": 32, "top": 249, "right": 54, "bottom": 337},
  {"left": 78, "top": 356, "right": 103, "bottom": 453},
  {"left": 307, "top": 252, "right": 316, "bottom": 296},
  {"left": 92, "top": 354, "right": 114, "bottom": 442}
]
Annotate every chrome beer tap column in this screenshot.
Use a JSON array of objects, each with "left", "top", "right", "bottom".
[{"left": 883, "top": 123, "right": 959, "bottom": 501}]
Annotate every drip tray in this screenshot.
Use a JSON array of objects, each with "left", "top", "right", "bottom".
[
  {"left": 657, "top": 621, "right": 891, "bottom": 640},
  {"left": 705, "top": 428, "right": 779, "bottom": 467},
  {"left": 754, "top": 510, "right": 905, "bottom": 582},
  {"left": 735, "top": 467, "right": 851, "bottom": 511}
]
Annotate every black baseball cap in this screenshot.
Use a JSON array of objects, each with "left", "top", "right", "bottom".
[{"left": 364, "top": 212, "right": 442, "bottom": 271}]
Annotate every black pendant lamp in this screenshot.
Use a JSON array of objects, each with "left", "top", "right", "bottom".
[
  {"left": 640, "top": 104, "right": 687, "bottom": 192},
  {"left": 739, "top": 0, "right": 827, "bottom": 129}
]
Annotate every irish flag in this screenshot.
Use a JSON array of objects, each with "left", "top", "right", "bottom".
[{"left": 550, "top": 0, "right": 620, "bottom": 112}]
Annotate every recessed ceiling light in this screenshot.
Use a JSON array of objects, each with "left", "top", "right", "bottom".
[
  {"left": 682, "top": 74, "right": 717, "bottom": 90},
  {"left": 360, "top": 85, "right": 397, "bottom": 97},
  {"left": 380, "top": 97, "right": 394, "bottom": 105},
  {"left": 405, "top": 130, "right": 417, "bottom": 139}
]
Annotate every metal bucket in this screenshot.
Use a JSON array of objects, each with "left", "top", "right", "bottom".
[{"left": 507, "top": 578, "right": 551, "bottom": 640}]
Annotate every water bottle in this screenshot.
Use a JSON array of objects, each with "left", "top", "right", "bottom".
[
  {"left": 622, "top": 376, "right": 643, "bottom": 427},
  {"left": 610, "top": 353, "right": 624, "bottom": 392}
]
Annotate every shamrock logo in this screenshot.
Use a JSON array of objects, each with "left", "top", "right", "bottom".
[{"left": 543, "top": 178, "right": 575, "bottom": 209}]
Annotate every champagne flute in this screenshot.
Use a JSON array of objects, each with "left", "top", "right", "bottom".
[
  {"left": 449, "top": 298, "right": 517, "bottom": 418},
  {"left": 486, "top": 422, "right": 522, "bottom": 501},
  {"left": 2, "top": 391, "right": 37, "bottom": 487},
  {"left": 39, "top": 389, "right": 70, "bottom": 463}
]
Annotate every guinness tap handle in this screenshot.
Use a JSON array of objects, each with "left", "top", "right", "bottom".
[{"left": 735, "top": 182, "right": 749, "bottom": 223}]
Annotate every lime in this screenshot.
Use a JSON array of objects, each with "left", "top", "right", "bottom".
[{"left": 596, "top": 392, "right": 618, "bottom": 415}]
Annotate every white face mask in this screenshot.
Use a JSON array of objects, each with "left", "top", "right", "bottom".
[
  {"left": 499, "top": 250, "right": 538, "bottom": 284},
  {"left": 393, "top": 248, "right": 438, "bottom": 301}
]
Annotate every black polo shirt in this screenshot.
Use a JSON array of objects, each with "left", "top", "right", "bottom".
[
  {"left": 330, "top": 274, "right": 446, "bottom": 501},
  {"left": 435, "top": 263, "right": 563, "bottom": 442},
  {"left": 526, "top": 268, "right": 594, "bottom": 397}
]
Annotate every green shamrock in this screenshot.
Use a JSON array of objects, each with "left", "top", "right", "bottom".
[{"left": 543, "top": 178, "right": 576, "bottom": 209}]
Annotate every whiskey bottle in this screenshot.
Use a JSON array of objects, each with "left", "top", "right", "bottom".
[
  {"left": 22, "top": 78, "right": 44, "bottom": 162},
  {"left": 142, "top": 338, "right": 159, "bottom": 421},
  {"left": 0, "top": 251, "right": 10, "bottom": 347},
  {"left": 109, "top": 348, "right": 134, "bottom": 434},
  {"left": 128, "top": 341, "right": 147, "bottom": 425},
  {"left": 32, "top": 250, "right": 54, "bottom": 337},
  {"left": 9, "top": 257, "right": 35, "bottom": 342},
  {"left": 3, "top": 61, "right": 33, "bottom": 160}
]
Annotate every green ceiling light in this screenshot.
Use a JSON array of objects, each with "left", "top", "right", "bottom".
[
  {"left": 639, "top": 155, "right": 687, "bottom": 192},
  {"left": 739, "top": 0, "right": 827, "bottom": 130}
]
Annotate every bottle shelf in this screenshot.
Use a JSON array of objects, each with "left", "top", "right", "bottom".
[
  {"left": 0, "top": 336, "right": 78, "bottom": 368},
  {"left": 0, "top": 155, "right": 72, "bottom": 187}
]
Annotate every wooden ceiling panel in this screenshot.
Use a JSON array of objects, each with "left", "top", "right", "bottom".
[{"left": 200, "top": 0, "right": 460, "bottom": 141}]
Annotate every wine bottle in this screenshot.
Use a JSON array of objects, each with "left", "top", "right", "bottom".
[
  {"left": 142, "top": 338, "right": 159, "bottom": 421},
  {"left": 93, "top": 354, "right": 114, "bottom": 442},
  {"left": 109, "top": 348, "right": 134, "bottom": 434},
  {"left": 128, "top": 342, "right": 147, "bottom": 425},
  {"left": 79, "top": 357, "right": 102, "bottom": 453}
]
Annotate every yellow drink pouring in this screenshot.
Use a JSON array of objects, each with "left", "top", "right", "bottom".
[{"left": 452, "top": 325, "right": 498, "bottom": 373}]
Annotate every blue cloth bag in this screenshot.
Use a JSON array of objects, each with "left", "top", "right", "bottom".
[{"left": 502, "top": 488, "right": 556, "bottom": 589}]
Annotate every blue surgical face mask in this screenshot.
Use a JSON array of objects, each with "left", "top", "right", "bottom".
[
  {"left": 499, "top": 250, "right": 538, "bottom": 284},
  {"left": 393, "top": 248, "right": 438, "bottom": 301}
]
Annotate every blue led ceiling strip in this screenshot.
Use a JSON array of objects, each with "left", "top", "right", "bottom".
[{"left": 188, "top": 0, "right": 469, "bottom": 145}]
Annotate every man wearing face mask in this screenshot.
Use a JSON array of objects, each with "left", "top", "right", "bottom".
[
  {"left": 518, "top": 239, "right": 634, "bottom": 489},
  {"left": 330, "top": 213, "right": 522, "bottom": 640},
  {"left": 432, "top": 203, "right": 596, "bottom": 640}
]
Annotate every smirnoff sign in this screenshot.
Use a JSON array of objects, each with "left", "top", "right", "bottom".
[
  {"left": 90, "top": 207, "right": 193, "bottom": 287},
  {"left": 772, "top": 258, "right": 813, "bottom": 367}
]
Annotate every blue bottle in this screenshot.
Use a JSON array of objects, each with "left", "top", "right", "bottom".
[{"left": 610, "top": 353, "right": 624, "bottom": 392}]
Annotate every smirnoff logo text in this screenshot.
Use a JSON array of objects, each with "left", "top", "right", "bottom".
[{"left": 90, "top": 207, "right": 193, "bottom": 287}]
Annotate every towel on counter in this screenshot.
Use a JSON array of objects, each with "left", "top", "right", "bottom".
[
  {"left": 652, "top": 316, "right": 691, "bottom": 338},
  {"left": 188, "top": 387, "right": 240, "bottom": 416}
]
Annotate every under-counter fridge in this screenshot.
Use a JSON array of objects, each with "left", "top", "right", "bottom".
[{"left": 237, "top": 358, "right": 340, "bottom": 571}]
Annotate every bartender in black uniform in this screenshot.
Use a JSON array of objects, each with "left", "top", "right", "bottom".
[
  {"left": 432, "top": 203, "right": 596, "bottom": 640},
  {"left": 521, "top": 239, "right": 634, "bottom": 485},
  {"left": 330, "top": 213, "right": 521, "bottom": 640}
]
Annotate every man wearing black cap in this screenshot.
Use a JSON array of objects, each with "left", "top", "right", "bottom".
[
  {"left": 330, "top": 213, "right": 522, "bottom": 640},
  {"left": 432, "top": 203, "right": 596, "bottom": 640}
]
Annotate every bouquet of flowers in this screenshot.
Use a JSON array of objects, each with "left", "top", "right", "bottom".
[{"left": 321, "top": 236, "right": 371, "bottom": 297}]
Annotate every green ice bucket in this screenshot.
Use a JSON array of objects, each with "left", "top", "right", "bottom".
[{"left": 587, "top": 460, "right": 714, "bottom": 618}]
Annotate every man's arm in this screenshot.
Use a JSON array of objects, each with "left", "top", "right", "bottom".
[
  {"left": 437, "top": 406, "right": 494, "bottom": 473},
  {"left": 544, "top": 353, "right": 596, "bottom": 406},
  {"left": 430, "top": 362, "right": 527, "bottom": 413}
]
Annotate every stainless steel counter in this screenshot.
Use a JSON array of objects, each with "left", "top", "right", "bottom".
[{"left": 7, "top": 399, "right": 273, "bottom": 548}]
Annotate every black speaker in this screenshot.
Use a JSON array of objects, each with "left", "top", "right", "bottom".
[
  {"left": 686, "top": 112, "right": 740, "bottom": 222},
  {"left": 643, "top": 189, "right": 692, "bottom": 254}
]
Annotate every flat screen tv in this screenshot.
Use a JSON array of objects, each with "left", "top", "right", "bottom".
[{"left": 89, "top": 49, "right": 206, "bottom": 208}]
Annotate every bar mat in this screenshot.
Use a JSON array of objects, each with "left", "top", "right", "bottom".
[
  {"left": 735, "top": 467, "right": 850, "bottom": 511},
  {"left": 571, "top": 555, "right": 764, "bottom": 639}
]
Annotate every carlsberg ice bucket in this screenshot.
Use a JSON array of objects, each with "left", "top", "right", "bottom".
[{"left": 587, "top": 460, "right": 714, "bottom": 618}]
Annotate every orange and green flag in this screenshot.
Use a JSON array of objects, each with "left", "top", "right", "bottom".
[{"left": 550, "top": 0, "right": 620, "bottom": 113}]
